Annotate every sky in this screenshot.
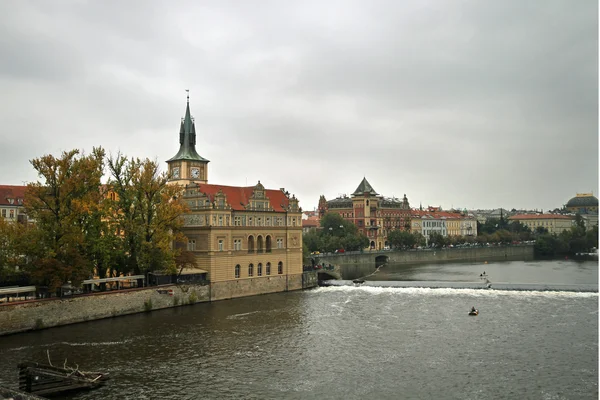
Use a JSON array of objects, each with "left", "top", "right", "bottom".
[{"left": 0, "top": 0, "right": 597, "bottom": 212}]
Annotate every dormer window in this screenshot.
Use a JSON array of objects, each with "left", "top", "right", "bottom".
[{"left": 8, "top": 198, "right": 13, "bottom": 205}]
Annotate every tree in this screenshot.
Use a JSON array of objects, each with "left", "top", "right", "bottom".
[
  {"left": 107, "top": 154, "right": 188, "bottom": 275},
  {"left": 387, "top": 229, "right": 416, "bottom": 249},
  {"left": 25, "top": 148, "right": 106, "bottom": 290},
  {"left": 303, "top": 229, "right": 322, "bottom": 252}
]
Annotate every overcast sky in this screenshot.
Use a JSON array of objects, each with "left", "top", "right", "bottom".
[{"left": 1, "top": 0, "right": 597, "bottom": 212}]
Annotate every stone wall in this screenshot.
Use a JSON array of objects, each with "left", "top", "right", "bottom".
[
  {"left": 0, "top": 284, "right": 210, "bottom": 337},
  {"left": 319, "top": 245, "right": 534, "bottom": 267},
  {"left": 210, "top": 273, "right": 306, "bottom": 301}
]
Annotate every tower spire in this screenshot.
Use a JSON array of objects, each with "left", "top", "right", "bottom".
[{"left": 167, "top": 92, "right": 209, "bottom": 163}]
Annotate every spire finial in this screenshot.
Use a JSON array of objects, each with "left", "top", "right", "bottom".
[{"left": 186, "top": 89, "right": 189, "bottom": 103}]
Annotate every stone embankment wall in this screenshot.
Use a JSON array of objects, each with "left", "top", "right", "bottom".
[
  {"left": 0, "top": 284, "right": 210, "bottom": 337},
  {"left": 319, "top": 245, "right": 534, "bottom": 266},
  {"left": 0, "top": 272, "right": 319, "bottom": 337}
]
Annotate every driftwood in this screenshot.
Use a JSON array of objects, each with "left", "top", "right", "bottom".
[{"left": 18, "top": 359, "right": 109, "bottom": 397}]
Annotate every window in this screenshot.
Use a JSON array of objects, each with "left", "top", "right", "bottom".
[
  {"left": 266, "top": 236, "right": 272, "bottom": 252},
  {"left": 257, "top": 236, "right": 264, "bottom": 253},
  {"left": 235, "top": 265, "right": 240, "bottom": 278},
  {"left": 277, "top": 238, "right": 284, "bottom": 249},
  {"left": 248, "top": 236, "right": 254, "bottom": 253},
  {"left": 266, "top": 262, "right": 271, "bottom": 275},
  {"left": 248, "top": 263, "right": 254, "bottom": 277},
  {"left": 1, "top": 209, "right": 5, "bottom": 218},
  {"left": 218, "top": 215, "right": 223, "bottom": 226},
  {"left": 187, "top": 239, "right": 196, "bottom": 251},
  {"left": 257, "top": 263, "right": 263, "bottom": 276},
  {"left": 9, "top": 210, "right": 14, "bottom": 219},
  {"left": 218, "top": 239, "right": 224, "bottom": 251},
  {"left": 278, "top": 262, "right": 283, "bottom": 274},
  {"left": 234, "top": 239, "right": 242, "bottom": 251}
]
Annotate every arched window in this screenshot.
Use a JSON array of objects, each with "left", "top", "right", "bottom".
[
  {"left": 266, "top": 262, "right": 271, "bottom": 275},
  {"left": 278, "top": 261, "right": 283, "bottom": 275},
  {"left": 266, "top": 235, "right": 272, "bottom": 253},
  {"left": 248, "top": 235, "right": 255, "bottom": 253},
  {"left": 248, "top": 263, "right": 254, "bottom": 277},
  {"left": 235, "top": 264, "right": 240, "bottom": 279},
  {"left": 257, "top": 263, "right": 263, "bottom": 276},
  {"left": 257, "top": 235, "right": 264, "bottom": 253}
]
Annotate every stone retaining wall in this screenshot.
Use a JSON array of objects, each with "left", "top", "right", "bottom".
[
  {"left": 319, "top": 245, "right": 534, "bottom": 266},
  {"left": 0, "top": 284, "right": 210, "bottom": 337}
]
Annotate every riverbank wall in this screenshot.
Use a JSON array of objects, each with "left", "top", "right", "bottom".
[
  {"left": 0, "top": 271, "right": 318, "bottom": 337},
  {"left": 318, "top": 245, "right": 534, "bottom": 267}
]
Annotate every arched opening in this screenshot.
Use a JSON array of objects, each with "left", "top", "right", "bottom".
[
  {"left": 257, "top": 263, "right": 263, "bottom": 276},
  {"left": 266, "top": 235, "right": 272, "bottom": 253},
  {"left": 257, "top": 235, "right": 264, "bottom": 253},
  {"left": 248, "top": 236, "right": 255, "bottom": 253},
  {"left": 370, "top": 241, "right": 375, "bottom": 249},
  {"left": 266, "top": 262, "right": 271, "bottom": 275},
  {"left": 278, "top": 261, "right": 283, "bottom": 274},
  {"left": 248, "top": 263, "right": 254, "bottom": 277},
  {"left": 234, "top": 264, "right": 240, "bottom": 279}
]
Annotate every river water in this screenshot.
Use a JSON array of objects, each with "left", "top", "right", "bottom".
[{"left": 0, "top": 260, "right": 597, "bottom": 399}]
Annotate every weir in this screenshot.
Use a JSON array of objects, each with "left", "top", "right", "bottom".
[{"left": 322, "top": 280, "right": 599, "bottom": 293}]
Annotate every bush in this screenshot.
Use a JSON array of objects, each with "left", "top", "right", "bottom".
[{"left": 143, "top": 299, "right": 153, "bottom": 312}]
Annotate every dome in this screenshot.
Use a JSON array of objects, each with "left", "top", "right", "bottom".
[{"left": 566, "top": 194, "right": 598, "bottom": 208}]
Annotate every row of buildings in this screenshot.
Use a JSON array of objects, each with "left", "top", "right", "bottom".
[
  {"left": 303, "top": 180, "right": 598, "bottom": 247},
  {"left": 307, "top": 178, "right": 478, "bottom": 248}
]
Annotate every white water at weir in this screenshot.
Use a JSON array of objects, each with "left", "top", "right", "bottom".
[{"left": 312, "top": 285, "right": 599, "bottom": 299}]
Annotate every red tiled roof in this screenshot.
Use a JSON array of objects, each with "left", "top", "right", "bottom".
[
  {"left": 302, "top": 219, "right": 319, "bottom": 228},
  {"left": 195, "top": 184, "right": 291, "bottom": 212},
  {"left": 509, "top": 214, "right": 573, "bottom": 220},
  {"left": 0, "top": 185, "right": 27, "bottom": 207}
]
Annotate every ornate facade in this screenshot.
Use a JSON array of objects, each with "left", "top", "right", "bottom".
[
  {"left": 167, "top": 97, "right": 303, "bottom": 301},
  {"left": 319, "top": 178, "right": 411, "bottom": 250}
]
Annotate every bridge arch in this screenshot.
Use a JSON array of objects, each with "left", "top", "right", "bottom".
[{"left": 375, "top": 255, "right": 389, "bottom": 265}]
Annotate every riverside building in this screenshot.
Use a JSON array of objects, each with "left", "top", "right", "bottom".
[
  {"left": 166, "top": 97, "right": 304, "bottom": 301},
  {"left": 318, "top": 178, "right": 411, "bottom": 250}
]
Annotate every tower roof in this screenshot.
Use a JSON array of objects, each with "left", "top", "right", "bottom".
[
  {"left": 167, "top": 96, "right": 209, "bottom": 163},
  {"left": 352, "top": 177, "right": 378, "bottom": 196}
]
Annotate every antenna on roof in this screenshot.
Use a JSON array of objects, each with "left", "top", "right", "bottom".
[{"left": 186, "top": 89, "right": 189, "bottom": 103}]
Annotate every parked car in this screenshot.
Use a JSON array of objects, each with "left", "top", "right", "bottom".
[{"left": 335, "top": 249, "right": 345, "bottom": 253}]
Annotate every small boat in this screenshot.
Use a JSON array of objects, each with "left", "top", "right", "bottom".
[{"left": 468, "top": 310, "right": 479, "bottom": 316}]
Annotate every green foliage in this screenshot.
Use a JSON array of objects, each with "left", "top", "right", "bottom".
[
  {"left": 173, "top": 296, "right": 180, "bottom": 306},
  {"left": 143, "top": 299, "right": 153, "bottom": 312},
  {"left": 188, "top": 291, "right": 198, "bottom": 304},
  {"left": 302, "top": 212, "right": 370, "bottom": 253},
  {"left": 387, "top": 230, "right": 417, "bottom": 249},
  {"left": 535, "top": 223, "right": 598, "bottom": 257},
  {"left": 34, "top": 318, "right": 45, "bottom": 330}
]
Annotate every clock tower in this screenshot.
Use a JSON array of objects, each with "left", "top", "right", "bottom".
[{"left": 166, "top": 93, "right": 209, "bottom": 184}]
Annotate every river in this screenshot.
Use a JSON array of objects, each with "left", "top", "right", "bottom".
[{"left": 0, "top": 259, "right": 597, "bottom": 399}]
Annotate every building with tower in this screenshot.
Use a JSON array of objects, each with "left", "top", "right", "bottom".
[
  {"left": 166, "top": 96, "right": 304, "bottom": 301},
  {"left": 318, "top": 178, "right": 411, "bottom": 250}
]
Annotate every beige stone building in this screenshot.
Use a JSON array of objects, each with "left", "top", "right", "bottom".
[
  {"left": 166, "top": 97, "right": 303, "bottom": 301},
  {"left": 508, "top": 214, "right": 574, "bottom": 235}
]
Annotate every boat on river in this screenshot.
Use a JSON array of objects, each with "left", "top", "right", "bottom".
[{"left": 468, "top": 309, "right": 479, "bottom": 316}]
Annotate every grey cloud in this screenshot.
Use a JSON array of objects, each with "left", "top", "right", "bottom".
[{"left": 0, "top": 0, "right": 596, "bottom": 212}]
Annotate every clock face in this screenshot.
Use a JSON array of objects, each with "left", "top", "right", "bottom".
[
  {"left": 172, "top": 167, "right": 180, "bottom": 178},
  {"left": 191, "top": 168, "right": 200, "bottom": 178}
]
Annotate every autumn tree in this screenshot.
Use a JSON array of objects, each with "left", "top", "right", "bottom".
[
  {"left": 107, "top": 154, "right": 188, "bottom": 275},
  {"left": 25, "top": 148, "right": 106, "bottom": 290}
]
